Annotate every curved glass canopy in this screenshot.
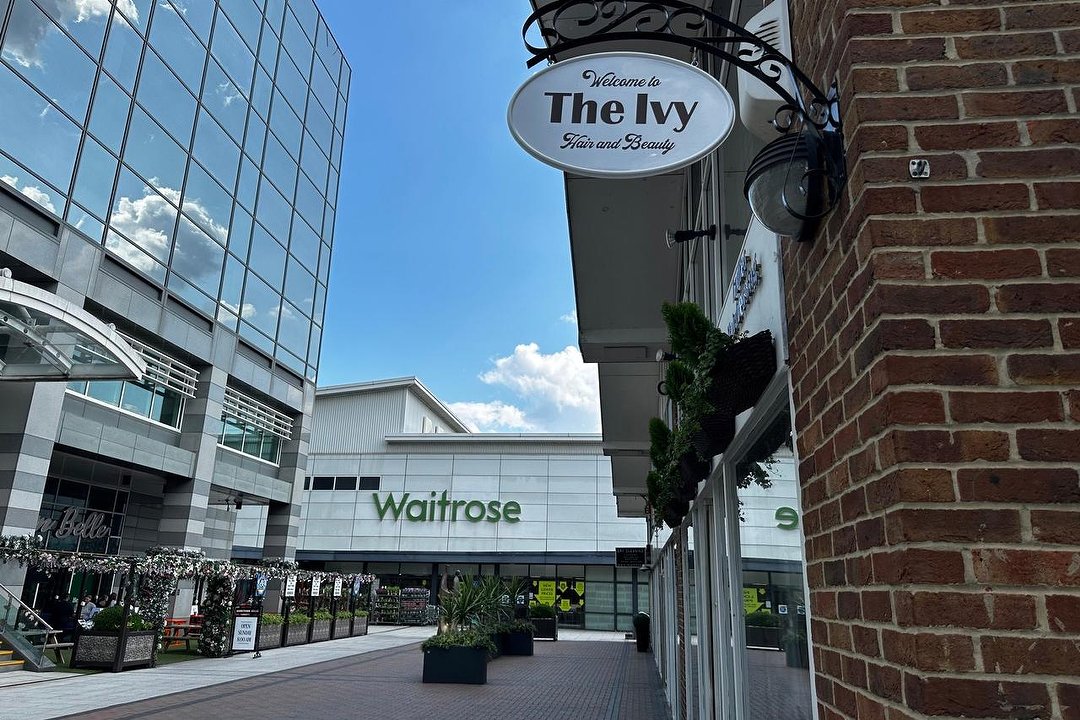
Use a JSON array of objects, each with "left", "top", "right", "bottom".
[{"left": 0, "top": 270, "right": 145, "bottom": 381}]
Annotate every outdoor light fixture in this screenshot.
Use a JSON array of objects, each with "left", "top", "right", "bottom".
[
  {"left": 665, "top": 225, "right": 716, "bottom": 249},
  {"left": 234, "top": 494, "right": 244, "bottom": 511},
  {"left": 655, "top": 350, "right": 677, "bottom": 362}
]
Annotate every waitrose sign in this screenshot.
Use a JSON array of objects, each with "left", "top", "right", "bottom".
[
  {"left": 373, "top": 491, "right": 521, "bottom": 523},
  {"left": 508, "top": 51, "right": 735, "bottom": 179}
]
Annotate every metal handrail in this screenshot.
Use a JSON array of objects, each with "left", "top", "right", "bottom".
[{"left": 0, "top": 581, "right": 55, "bottom": 632}]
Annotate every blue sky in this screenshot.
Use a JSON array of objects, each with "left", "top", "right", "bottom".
[{"left": 315, "top": 2, "right": 600, "bottom": 433}]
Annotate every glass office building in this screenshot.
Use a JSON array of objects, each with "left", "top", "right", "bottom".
[{"left": 0, "top": 0, "right": 349, "bottom": 621}]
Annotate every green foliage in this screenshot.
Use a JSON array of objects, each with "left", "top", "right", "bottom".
[
  {"left": 136, "top": 574, "right": 174, "bottom": 642},
  {"left": 353, "top": 610, "right": 368, "bottom": 618},
  {"left": 528, "top": 602, "right": 556, "bottom": 618},
  {"left": 648, "top": 417, "right": 672, "bottom": 469},
  {"left": 335, "top": 610, "right": 353, "bottom": 620},
  {"left": 198, "top": 576, "right": 234, "bottom": 658},
  {"left": 313, "top": 609, "right": 334, "bottom": 621},
  {"left": 503, "top": 619, "right": 535, "bottom": 636},
  {"left": 421, "top": 628, "right": 497, "bottom": 654},
  {"left": 261, "top": 612, "right": 284, "bottom": 626},
  {"left": 288, "top": 612, "right": 311, "bottom": 625},
  {"left": 90, "top": 606, "right": 148, "bottom": 632},
  {"left": 661, "top": 301, "right": 712, "bottom": 365},
  {"left": 745, "top": 610, "right": 782, "bottom": 628},
  {"left": 663, "top": 361, "right": 694, "bottom": 403}
]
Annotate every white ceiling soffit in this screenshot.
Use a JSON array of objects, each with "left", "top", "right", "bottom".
[
  {"left": 566, "top": 172, "right": 684, "bottom": 363},
  {"left": 611, "top": 454, "right": 650, "bottom": 496},
  {"left": 616, "top": 494, "right": 648, "bottom": 518},
  {"left": 0, "top": 272, "right": 145, "bottom": 381},
  {"left": 598, "top": 362, "right": 661, "bottom": 457}
]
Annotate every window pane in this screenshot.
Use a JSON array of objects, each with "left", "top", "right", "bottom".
[
  {"left": 103, "top": 13, "right": 142, "bottom": 92},
  {"left": 110, "top": 167, "right": 176, "bottom": 264},
  {"left": 219, "top": 252, "right": 245, "bottom": 315},
  {"left": 221, "top": 415, "right": 244, "bottom": 449},
  {"left": 255, "top": 176, "right": 291, "bottom": 240},
  {"left": 312, "top": 476, "right": 333, "bottom": 490},
  {"left": 148, "top": 3, "right": 207, "bottom": 93},
  {"left": 105, "top": 230, "right": 167, "bottom": 283},
  {"left": 118, "top": 0, "right": 152, "bottom": 34},
  {"left": 87, "top": 380, "right": 123, "bottom": 406},
  {"left": 313, "top": 283, "right": 325, "bottom": 325},
  {"left": 294, "top": 173, "right": 323, "bottom": 233},
  {"left": 275, "top": 53, "right": 307, "bottom": 118},
  {"left": 193, "top": 112, "right": 241, "bottom": 190},
  {"left": 173, "top": 216, "right": 225, "bottom": 296},
  {"left": 151, "top": 386, "right": 184, "bottom": 428},
  {"left": 249, "top": 224, "right": 286, "bottom": 285},
  {"left": 124, "top": 108, "right": 186, "bottom": 194},
  {"left": 0, "top": 66, "right": 80, "bottom": 194},
  {"left": 136, "top": 50, "right": 197, "bottom": 145},
  {"left": 203, "top": 60, "right": 248, "bottom": 142},
  {"left": 263, "top": 133, "right": 297, "bottom": 199},
  {"left": 211, "top": 11, "right": 254, "bottom": 94},
  {"left": 281, "top": 8, "right": 312, "bottom": 74},
  {"left": 306, "top": 322, "right": 320, "bottom": 367},
  {"left": 244, "top": 111, "right": 267, "bottom": 164},
  {"left": 167, "top": 0, "right": 213, "bottom": 41},
  {"left": 284, "top": 257, "right": 315, "bottom": 316},
  {"left": 300, "top": 132, "right": 329, "bottom": 193},
  {"left": 167, "top": 272, "right": 216, "bottom": 317},
  {"left": 120, "top": 380, "right": 154, "bottom": 417},
  {"left": 235, "top": 156, "right": 259, "bottom": 211},
  {"left": 251, "top": 66, "right": 272, "bottom": 120},
  {"left": 334, "top": 476, "right": 356, "bottom": 491},
  {"left": 306, "top": 100, "right": 333, "bottom": 158},
  {"left": 261, "top": 434, "right": 280, "bottom": 463},
  {"left": 268, "top": 92, "right": 302, "bottom": 154},
  {"left": 88, "top": 75, "right": 131, "bottom": 154},
  {"left": 183, "top": 162, "right": 232, "bottom": 246},
  {"left": 289, "top": 214, "right": 319, "bottom": 272},
  {"left": 220, "top": 0, "right": 262, "bottom": 53},
  {"left": 358, "top": 477, "right": 380, "bottom": 491},
  {"left": 72, "top": 138, "right": 118, "bottom": 222},
  {"left": 257, "top": 20, "right": 277, "bottom": 71},
  {"left": 68, "top": 204, "right": 106, "bottom": 242},
  {"left": 242, "top": 424, "right": 262, "bottom": 456},
  {"left": 1, "top": 0, "right": 96, "bottom": 123},
  {"left": 241, "top": 272, "right": 280, "bottom": 337},
  {"left": 36, "top": 0, "right": 109, "bottom": 58},
  {"left": 276, "top": 299, "right": 309, "bottom": 360},
  {"left": 229, "top": 207, "right": 253, "bottom": 260}
]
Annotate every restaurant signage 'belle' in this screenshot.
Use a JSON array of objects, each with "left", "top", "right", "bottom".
[{"left": 508, "top": 52, "right": 736, "bottom": 179}]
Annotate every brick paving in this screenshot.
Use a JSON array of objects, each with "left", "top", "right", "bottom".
[{"left": 54, "top": 640, "right": 671, "bottom": 720}]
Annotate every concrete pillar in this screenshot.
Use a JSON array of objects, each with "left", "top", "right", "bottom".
[
  {"left": 261, "top": 383, "right": 312, "bottom": 561},
  {"left": 0, "top": 382, "right": 63, "bottom": 593}
]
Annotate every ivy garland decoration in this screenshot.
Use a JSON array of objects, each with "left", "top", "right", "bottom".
[{"left": 198, "top": 575, "right": 235, "bottom": 658}]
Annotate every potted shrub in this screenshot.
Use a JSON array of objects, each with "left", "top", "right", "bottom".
[
  {"left": 482, "top": 623, "right": 503, "bottom": 659},
  {"left": 421, "top": 629, "right": 496, "bottom": 684},
  {"left": 259, "top": 613, "right": 283, "bottom": 649},
  {"left": 632, "top": 612, "right": 650, "bottom": 652},
  {"left": 744, "top": 610, "right": 782, "bottom": 649},
  {"left": 285, "top": 611, "right": 310, "bottom": 646},
  {"left": 333, "top": 610, "right": 352, "bottom": 639},
  {"left": 351, "top": 610, "right": 369, "bottom": 636},
  {"left": 71, "top": 607, "right": 156, "bottom": 671},
  {"left": 529, "top": 603, "right": 558, "bottom": 641},
  {"left": 499, "top": 619, "right": 535, "bottom": 656},
  {"left": 311, "top": 609, "right": 333, "bottom": 642}
]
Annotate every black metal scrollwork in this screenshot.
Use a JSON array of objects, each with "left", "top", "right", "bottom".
[{"left": 522, "top": 0, "right": 838, "bottom": 133}]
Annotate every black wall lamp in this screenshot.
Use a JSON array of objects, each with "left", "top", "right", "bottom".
[
  {"left": 665, "top": 224, "right": 716, "bottom": 248},
  {"left": 523, "top": 1, "right": 849, "bottom": 244}
]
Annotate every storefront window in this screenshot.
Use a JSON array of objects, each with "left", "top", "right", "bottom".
[
  {"left": 68, "top": 376, "right": 187, "bottom": 429},
  {"left": 219, "top": 386, "right": 291, "bottom": 464}
]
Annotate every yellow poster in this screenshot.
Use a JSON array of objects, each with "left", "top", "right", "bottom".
[
  {"left": 560, "top": 598, "right": 571, "bottom": 611},
  {"left": 534, "top": 579, "right": 556, "bottom": 607},
  {"left": 743, "top": 587, "right": 766, "bottom": 615},
  {"left": 575, "top": 581, "right": 585, "bottom": 609}
]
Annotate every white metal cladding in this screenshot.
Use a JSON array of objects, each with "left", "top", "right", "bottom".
[
  {"left": 310, "top": 388, "right": 406, "bottom": 454},
  {"left": 383, "top": 437, "right": 605, "bottom": 455},
  {"left": 223, "top": 387, "right": 293, "bottom": 440},
  {"left": 117, "top": 332, "right": 198, "bottom": 398}
]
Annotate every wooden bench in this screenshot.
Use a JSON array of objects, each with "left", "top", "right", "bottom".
[
  {"left": 162, "top": 618, "right": 202, "bottom": 651},
  {"left": 43, "top": 631, "right": 74, "bottom": 665}
]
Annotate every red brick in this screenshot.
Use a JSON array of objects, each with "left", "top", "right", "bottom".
[
  {"left": 958, "top": 467, "right": 1080, "bottom": 504},
  {"left": 1028, "top": 118, "right": 1080, "bottom": 145},
  {"left": 1036, "top": 181, "right": 1080, "bottom": 209},
  {"left": 865, "top": 217, "right": 978, "bottom": 248},
  {"left": 869, "top": 250, "right": 925, "bottom": 279},
  {"left": 900, "top": 7, "right": 1000, "bottom": 33},
  {"left": 1047, "top": 595, "right": 1080, "bottom": 634},
  {"left": 1060, "top": 684, "right": 1080, "bottom": 720},
  {"left": 1072, "top": 388, "right": 1080, "bottom": 419},
  {"left": 847, "top": 36, "right": 947, "bottom": 64},
  {"left": 984, "top": 214, "right": 1080, "bottom": 244},
  {"left": 1009, "top": 354, "right": 1080, "bottom": 384},
  {"left": 881, "top": 354, "right": 999, "bottom": 386},
  {"left": 920, "top": 183, "right": 1030, "bottom": 213},
  {"left": 868, "top": 662, "right": 902, "bottom": 703},
  {"left": 1018, "top": 429, "right": 1080, "bottom": 461},
  {"left": 1014, "top": 59, "right": 1080, "bottom": 85},
  {"left": 906, "top": 63, "right": 1008, "bottom": 91},
  {"left": 867, "top": 282, "right": 990, "bottom": 316},
  {"left": 914, "top": 121, "right": 1019, "bottom": 150},
  {"left": 940, "top": 319, "right": 1054, "bottom": 349},
  {"left": 856, "top": 153, "right": 968, "bottom": 184},
  {"left": 1048, "top": 249, "right": 1080, "bottom": 277},
  {"left": 1005, "top": 3, "right": 1080, "bottom": 29},
  {"left": 867, "top": 468, "right": 955, "bottom": 510},
  {"left": 972, "top": 549, "right": 1080, "bottom": 587},
  {"left": 963, "top": 89, "right": 1068, "bottom": 117},
  {"left": 850, "top": 66, "right": 902, "bottom": 93},
  {"left": 998, "top": 285, "right": 1080, "bottom": 313},
  {"left": 955, "top": 31, "right": 1057, "bottom": 59},
  {"left": 950, "top": 390, "right": 1064, "bottom": 422},
  {"left": 847, "top": 124, "right": 911, "bottom": 166},
  {"left": 905, "top": 675, "right": 1051, "bottom": 718},
  {"left": 903, "top": 591, "right": 1037, "bottom": 630},
  {"left": 978, "top": 148, "right": 1080, "bottom": 179},
  {"left": 872, "top": 549, "right": 965, "bottom": 585},
  {"left": 854, "top": 94, "right": 957, "bottom": 122},
  {"left": 1032, "top": 510, "right": 1080, "bottom": 545},
  {"left": 887, "top": 508, "right": 1022, "bottom": 544},
  {"left": 851, "top": 624, "right": 880, "bottom": 656},
  {"left": 931, "top": 248, "right": 1042, "bottom": 279},
  {"left": 862, "top": 590, "right": 892, "bottom": 622},
  {"left": 881, "top": 429, "right": 1010, "bottom": 464},
  {"left": 982, "top": 636, "right": 1080, "bottom": 675}
]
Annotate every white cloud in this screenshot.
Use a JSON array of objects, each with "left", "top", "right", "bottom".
[
  {"left": 2, "top": 0, "right": 135, "bottom": 70},
  {"left": 1, "top": 173, "right": 56, "bottom": 213},
  {"left": 452, "top": 343, "right": 601, "bottom": 433},
  {"left": 560, "top": 309, "right": 578, "bottom": 325}
]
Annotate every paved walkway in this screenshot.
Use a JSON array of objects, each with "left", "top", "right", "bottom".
[{"left": 3, "top": 628, "right": 670, "bottom": 720}]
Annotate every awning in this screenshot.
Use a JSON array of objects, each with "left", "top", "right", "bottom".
[{"left": 0, "top": 269, "right": 145, "bottom": 381}]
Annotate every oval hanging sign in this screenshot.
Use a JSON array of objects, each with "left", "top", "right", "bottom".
[{"left": 508, "top": 52, "right": 736, "bottom": 179}]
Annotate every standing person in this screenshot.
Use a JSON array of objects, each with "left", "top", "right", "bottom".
[
  {"left": 79, "top": 595, "right": 97, "bottom": 622},
  {"left": 106, "top": 593, "right": 118, "bottom": 608}
]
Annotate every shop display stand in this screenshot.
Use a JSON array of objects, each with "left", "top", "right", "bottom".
[
  {"left": 398, "top": 587, "right": 429, "bottom": 625},
  {"left": 372, "top": 588, "right": 400, "bottom": 624}
]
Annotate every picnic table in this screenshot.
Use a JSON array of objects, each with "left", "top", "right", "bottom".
[{"left": 162, "top": 618, "right": 203, "bottom": 651}]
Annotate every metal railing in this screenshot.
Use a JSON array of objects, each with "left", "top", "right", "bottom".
[{"left": 0, "top": 582, "right": 57, "bottom": 670}]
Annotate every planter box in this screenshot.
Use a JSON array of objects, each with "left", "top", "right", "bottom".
[
  {"left": 745, "top": 625, "right": 782, "bottom": 650},
  {"left": 708, "top": 330, "right": 776, "bottom": 415},
  {"left": 501, "top": 630, "right": 534, "bottom": 656},
  {"left": 422, "top": 646, "right": 488, "bottom": 684},
  {"left": 351, "top": 617, "right": 368, "bottom": 636},
  {"left": 258, "top": 624, "right": 282, "bottom": 649},
  {"left": 310, "top": 619, "right": 331, "bottom": 642},
  {"left": 332, "top": 620, "right": 351, "bottom": 639},
  {"left": 285, "top": 623, "right": 309, "bottom": 646},
  {"left": 488, "top": 632, "right": 503, "bottom": 659},
  {"left": 531, "top": 617, "right": 558, "bottom": 641},
  {"left": 71, "top": 630, "right": 156, "bottom": 670}
]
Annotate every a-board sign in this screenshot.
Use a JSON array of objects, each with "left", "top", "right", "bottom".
[{"left": 231, "top": 615, "right": 258, "bottom": 651}]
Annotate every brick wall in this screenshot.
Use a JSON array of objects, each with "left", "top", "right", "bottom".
[{"left": 782, "top": 1, "right": 1080, "bottom": 718}]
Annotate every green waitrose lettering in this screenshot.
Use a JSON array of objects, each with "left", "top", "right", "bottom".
[{"left": 373, "top": 490, "right": 522, "bottom": 523}]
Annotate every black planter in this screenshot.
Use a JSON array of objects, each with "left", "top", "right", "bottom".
[
  {"left": 745, "top": 625, "right": 782, "bottom": 649},
  {"left": 530, "top": 617, "right": 558, "bottom": 641},
  {"left": 632, "top": 613, "right": 650, "bottom": 652},
  {"left": 676, "top": 451, "right": 709, "bottom": 500},
  {"left": 690, "top": 411, "right": 736, "bottom": 460},
  {"left": 258, "top": 624, "right": 282, "bottom": 649},
  {"left": 310, "top": 619, "right": 331, "bottom": 642},
  {"left": 422, "top": 646, "right": 488, "bottom": 684},
  {"left": 488, "top": 632, "right": 503, "bottom": 659},
  {"left": 708, "top": 330, "right": 776, "bottom": 415},
  {"left": 351, "top": 617, "right": 368, "bottom": 636},
  {"left": 501, "top": 630, "right": 534, "bottom": 656},
  {"left": 662, "top": 497, "right": 689, "bottom": 529},
  {"left": 71, "top": 630, "right": 156, "bottom": 670},
  {"left": 285, "top": 623, "right": 308, "bottom": 646}
]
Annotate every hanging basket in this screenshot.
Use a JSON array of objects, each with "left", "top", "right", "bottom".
[
  {"left": 690, "top": 411, "right": 736, "bottom": 460},
  {"left": 707, "top": 330, "right": 776, "bottom": 416},
  {"left": 676, "top": 451, "right": 710, "bottom": 501},
  {"left": 662, "top": 497, "right": 689, "bottom": 529}
]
